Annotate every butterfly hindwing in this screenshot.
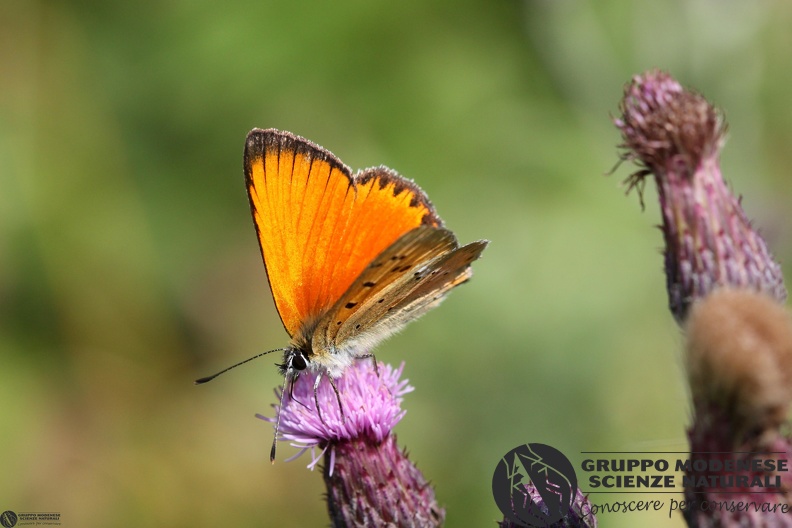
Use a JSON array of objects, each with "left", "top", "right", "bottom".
[
  {"left": 312, "top": 226, "right": 487, "bottom": 355},
  {"left": 356, "top": 238, "right": 487, "bottom": 348},
  {"left": 389, "top": 238, "right": 488, "bottom": 317}
]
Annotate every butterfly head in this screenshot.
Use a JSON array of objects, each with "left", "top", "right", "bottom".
[{"left": 278, "top": 346, "right": 310, "bottom": 379}]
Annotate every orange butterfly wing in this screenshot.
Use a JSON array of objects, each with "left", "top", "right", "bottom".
[{"left": 244, "top": 129, "right": 441, "bottom": 337}]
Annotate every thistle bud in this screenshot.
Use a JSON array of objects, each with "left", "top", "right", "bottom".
[{"left": 615, "top": 70, "right": 786, "bottom": 322}]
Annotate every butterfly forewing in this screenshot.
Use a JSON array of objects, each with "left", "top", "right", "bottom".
[{"left": 244, "top": 129, "right": 440, "bottom": 337}]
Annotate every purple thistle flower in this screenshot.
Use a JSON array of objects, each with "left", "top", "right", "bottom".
[
  {"left": 258, "top": 360, "right": 445, "bottom": 527},
  {"left": 614, "top": 70, "right": 787, "bottom": 322}
]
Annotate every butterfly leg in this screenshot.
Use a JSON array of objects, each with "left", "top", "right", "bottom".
[
  {"left": 358, "top": 353, "right": 392, "bottom": 398},
  {"left": 313, "top": 372, "right": 328, "bottom": 426},
  {"left": 326, "top": 375, "right": 346, "bottom": 424},
  {"left": 313, "top": 373, "right": 346, "bottom": 426},
  {"left": 358, "top": 353, "right": 380, "bottom": 377},
  {"left": 288, "top": 372, "right": 308, "bottom": 410}
]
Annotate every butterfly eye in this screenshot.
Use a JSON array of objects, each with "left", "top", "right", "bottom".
[{"left": 291, "top": 353, "right": 307, "bottom": 371}]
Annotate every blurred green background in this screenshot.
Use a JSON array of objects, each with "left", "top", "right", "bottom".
[{"left": 2, "top": 1, "right": 792, "bottom": 526}]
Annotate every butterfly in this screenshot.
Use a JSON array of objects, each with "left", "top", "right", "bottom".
[{"left": 198, "top": 129, "right": 488, "bottom": 461}]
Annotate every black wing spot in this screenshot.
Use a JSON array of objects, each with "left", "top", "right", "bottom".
[
  {"left": 398, "top": 265, "right": 411, "bottom": 272},
  {"left": 355, "top": 324, "right": 361, "bottom": 329},
  {"left": 377, "top": 298, "right": 384, "bottom": 303},
  {"left": 363, "top": 281, "right": 376, "bottom": 287},
  {"left": 390, "top": 255, "right": 400, "bottom": 261},
  {"left": 345, "top": 302, "right": 357, "bottom": 309},
  {"left": 336, "top": 321, "right": 342, "bottom": 325}
]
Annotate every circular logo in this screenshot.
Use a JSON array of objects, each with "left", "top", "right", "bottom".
[
  {"left": 0, "top": 511, "right": 17, "bottom": 528},
  {"left": 492, "top": 443, "right": 577, "bottom": 527}
]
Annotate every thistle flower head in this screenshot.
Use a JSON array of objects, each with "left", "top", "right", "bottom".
[
  {"left": 259, "top": 360, "right": 445, "bottom": 527},
  {"left": 258, "top": 360, "right": 412, "bottom": 468},
  {"left": 686, "top": 289, "right": 792, "bottom": 434},
  {"left": 614, "top": 70, "right": 787, "bottom": 322},
  {"left": 616, "top": 70, "right": 725, "bottom": 184}
]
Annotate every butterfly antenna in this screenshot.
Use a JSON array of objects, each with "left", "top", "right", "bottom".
[
  {"left": 194, "top": 348, "right": 285, "bottom": 385},
  {"left": 270, "top": 374, "right": 290, "bottom": 463}
]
